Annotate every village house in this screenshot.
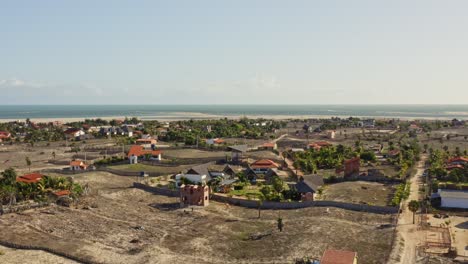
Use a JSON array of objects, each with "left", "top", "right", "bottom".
[
  {"left": 265, "top": 168, "right": 289, "bottom": 183},
  {"left": 228, "top": 145, "right": 248, "bottom": 162},
  {"left": 326, "top": 130, "right": 336, "bottom": 139},
  {"left": 292, "top": 175, "right": 324, "bottom": 201},
  {"left": 127, "top": 145, "right": 162, "bottom": 164},
  {"left": 70, "top": 160, "right": 89, "bottom": 171},
  {"left": 243, "top": 167, "right": 258, "bottom": 184},
  {"left": 446, "top": 156, "right": 468, "bottom": 171},
  {"left": 0, "top": 131, "right": 11, "bottom": 142},
  {"left": 408, "top": 123, "right": 423, "bottom": 133},
  {"left": 250, "top": 159, "right": 280, "bottom": 174},
  {"left": 358, "top": 119, "right": 375, "bottom": 128},
  {"left": 136, "top": 138, "right": 157, "bottom": 148},
  {"left": 216, "top": 179, "right": 238, "bottom": 193},
  {"left": 451, "top": 118, "right": 465, "bottom": 127},
  {"left": 344, "top": 157, "right": 360, "bottom": 178},
  {"left": 307, "top": 141, "right": 332, "bottom": 151},
  {"left": 180, "top": 184, "right": 209, "bottom": 207},
  {"left": 64, "top": 128, "right": 85, "bottom": 139},
  {"left": 434, "top": 189, "right": 468, "bottom": 209},
  {"left": 321, "top": 249, "right": 358, "bottom": 264},
  {"left": 259, "top": 142, "right": 277, "bottom": 150},
  {"left": 16, "top": 172, "right": 44, "bottom": 183},
  {"left": 205, "top": 138, "right": 224, "bottom": 145}
]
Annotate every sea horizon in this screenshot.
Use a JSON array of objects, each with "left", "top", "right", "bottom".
[{"left": 1, "top": 104, "right": 468, "bottom": 121}]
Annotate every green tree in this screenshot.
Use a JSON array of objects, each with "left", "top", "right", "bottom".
[
  {"left": 0, "top": 168, "right": 17, "bottom": 186},
  {"left": 257, "top": 194, "right": 265, "bottom": 219},
  {"left": 277, "top": 217, "right": 284, "bottom": 232},
  {"left": 271, "top": 176, "right": 284, "bottom": 193},
  {"left": 408, "top": 200, "right": 420, "bottom": 224}
]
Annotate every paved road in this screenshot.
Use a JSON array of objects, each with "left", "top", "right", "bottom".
[{"left": 391, "top": 154, "right": 427, "bottom": 264}]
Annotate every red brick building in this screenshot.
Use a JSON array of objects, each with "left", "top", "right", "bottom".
[
  {"left": 344, "top": 157, "right": 360, "bottom": 178},
  {"left": 180, "top": 184, "right": 209, "bottom": 207}
]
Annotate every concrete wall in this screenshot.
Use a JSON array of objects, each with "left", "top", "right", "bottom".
[
  {"left": 0, "top": 202, "right": 50, "bottom": 215},
  {"left": 133, "top": 183, "right": 398, "bottom": 214}
]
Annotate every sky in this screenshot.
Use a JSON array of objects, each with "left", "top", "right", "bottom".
[{"left": 1, "top": 0, "right": 468, "bottom": 105}]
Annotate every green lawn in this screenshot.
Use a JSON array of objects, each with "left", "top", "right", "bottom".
[{"left": 229, "top": 186, "right": 263, "bottom": 199}]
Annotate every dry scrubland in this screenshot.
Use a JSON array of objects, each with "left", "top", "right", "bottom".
[
  {"left": 0, "top": 172, "right": 395, "bottom": 264},
  {"left": 320, "top": 181, "right": 397, "bottom": 207}
]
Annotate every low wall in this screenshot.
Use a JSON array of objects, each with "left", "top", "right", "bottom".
[
  {"left": 133, "top": 183, "right": 398, "bottom": 214},
  {"left": 0, "top": 202, "right": 50, "bottom": 215},
  {"left": 0, "top": 240, "right": 99, "bottom": 264}
]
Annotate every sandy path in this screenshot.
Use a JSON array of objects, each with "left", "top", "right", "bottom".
[{"left": 390, "top": 155, "right": 426, "bottom": 264}]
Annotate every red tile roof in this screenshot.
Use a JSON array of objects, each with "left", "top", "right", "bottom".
[
  {"left": 321, "top": 249, "right": 357, "bottom": 264},
  {"left": 213, "top": 138, "right": 225, "bottom": 144},
  {"left": 262, "top": 142, "right": 276, "bottom": 148},
  {"left": 64, "top": 128, "right": 81, "bottom": 134},
  {"left": 0, "top": 131, "right": 11, "bottom": 139},
  {"left": 446, "top": 164, "right": 464, "bottom": 170},
  {"left": 127, "top": 145, "right": 162, "bottom": 158},
  {"left": 251, "top": 159, "right": 279, "bottom": 169},
  {"left": 17, "top": 173, "right": 44, "bottom": 183},
  {"left": 70, "top": 160, "right": 88, "bottom": 168},
  {"left": 308, "top": 141, "right": 332, "bottom": 150},
  {"left": 447, "top": 156, "right": 468, "bottom": 164},
  {"left": 53, "top": 190, "right": 71, "bottom": 197}
]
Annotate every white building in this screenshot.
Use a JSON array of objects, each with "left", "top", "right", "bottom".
[{"left": 438, "top": 189, "right": 468, "bottom": 209}]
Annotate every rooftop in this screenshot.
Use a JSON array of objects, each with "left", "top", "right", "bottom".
[{"left": 321, "top": 249, "right": 357, "bottom": 264}]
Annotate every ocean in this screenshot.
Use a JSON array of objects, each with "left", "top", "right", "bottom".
[{"left": 0, "top": 105, "right": 467, "bottom": 120}]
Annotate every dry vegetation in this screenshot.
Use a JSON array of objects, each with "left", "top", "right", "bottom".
[
  {"left": 320, "top": 181, "right": 397, "bottom": 207},
  {"left": 0, "top": 172, "right": 395, "bottom": 264}
]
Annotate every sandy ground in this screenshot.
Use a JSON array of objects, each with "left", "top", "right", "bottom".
[
  {"left": 0, "top": 245, "right": 77, "bottom": 264},
  {"left": 0, "top": 171, "right": 395, "bottom": 264},
  {"left": 320, "top": 181, "right": 396, "bottom": 207}
]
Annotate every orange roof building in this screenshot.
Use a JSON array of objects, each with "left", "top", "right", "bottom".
[
  {"left": 70, "top": 160, "right": 88, "bottom": 171},
  {"left": 308, "top": 141, "right": 332, "bottom": 151},
  {"left": 127, "top": 145, "right": 163, "bottom": 164},
  {"left": 321, "top": 249, "right": 358, "bottom": 264},
  {"left": 17, "top": 173, "right": 44, "bottom": 183},
  {"left": 251, "top": 159, "right": 280, "bottom": 173},
  {"left": 447, "top": 156, "right": 468, "bottom": 165}
]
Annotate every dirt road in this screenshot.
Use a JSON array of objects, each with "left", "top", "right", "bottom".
[{"left": 389, "top": 155, "right": 427, "bottom": 264}]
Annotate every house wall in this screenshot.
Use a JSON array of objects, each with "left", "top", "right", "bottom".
[
  {"left": 441, "top": 197, "right": 468, "bottom": 209},
  {"left": 180, "top": 185, "right": 209, "bottom": 206}
]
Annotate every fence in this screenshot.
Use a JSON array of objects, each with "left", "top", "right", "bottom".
[
  {"left": 133, "top": 183, "right": 398, "bottom": 214},
  {"left": 0, "top": 202, "right": 50, "bottom": 215}
]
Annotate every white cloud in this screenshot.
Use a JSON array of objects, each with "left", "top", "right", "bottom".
[{"left": 0, "top": 78, "right": 42, "bottom": 88}]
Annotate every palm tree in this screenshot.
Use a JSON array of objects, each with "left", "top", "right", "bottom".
[
  {"left": 257, "top": 194, "right": 265, "bottom": 219},
  {"left": 408, "top": 200, "right": 420, "bottom": 224},
  {"left": 25, "top": 157, "right": 31, "bottom": 171}
]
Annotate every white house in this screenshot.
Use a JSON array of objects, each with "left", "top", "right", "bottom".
[
  {"left": 64, "top": 128, "right": 85, "bottom": 139},
  {"left": 437, "top": 189, "right": 468, "bottom": 209},
  {"left": 175, "top": 173, "right": 208, "bottom": 187}
]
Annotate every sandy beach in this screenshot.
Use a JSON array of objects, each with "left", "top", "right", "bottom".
[{"left": 0, "top": 112, "right": 459, "bottom": 123}]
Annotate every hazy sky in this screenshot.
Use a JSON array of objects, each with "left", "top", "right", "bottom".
[{"left": 1, "top": 1, "right": 468, "bottom": 104}]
